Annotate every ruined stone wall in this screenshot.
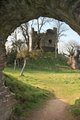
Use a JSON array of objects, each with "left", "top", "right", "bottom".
[
  {"left": 0, "top": 39, "right": 15, "bottom": 120},
  {"left": 43, "top": 29, "right": 57, "bottom": 47},
  {"left": 40, "top": 28, "right": 57, "bottom": 52}
]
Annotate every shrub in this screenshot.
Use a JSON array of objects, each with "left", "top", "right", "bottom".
[{"left": 69, "top": 98, "right": 80, "bottom": 116}]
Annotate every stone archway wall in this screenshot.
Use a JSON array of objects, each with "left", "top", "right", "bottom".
[
  {"left": 0, "top": 0, "right": 80, "bottom": 120},
  {"left": 0, "top": 40, "right": 16, "bottom": 120},
  {"left": 0, "top": 0, "right": 80, "bottom": 39}
]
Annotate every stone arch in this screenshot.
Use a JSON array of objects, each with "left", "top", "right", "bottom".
[
  {"left": 0, "top": 0, "right": 80, "bottom": 119},
  {"left": 0, "top": 0, "right": 80, "bottom": 39}
]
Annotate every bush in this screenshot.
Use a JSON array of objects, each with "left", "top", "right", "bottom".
[
  {"left": 6, "top": 50, "right": 16, "bottom": 65},
  {"left": 69, "top": 98, "right": 80, "bottom": 116}
]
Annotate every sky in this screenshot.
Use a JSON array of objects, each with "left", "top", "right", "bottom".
[
  {"left": 58, "top": 23, "right": 80, "bottom": 42},
  {"left": 6, "top": 17, "right": 80, "bottom": 53},
  {"left": 29, "top": 18, "right": 80, "bottom": 43},
  {"left": 57, "top": 23, "right": 80, "bottom": 53},
  {"left": 29, "top": 18, "right": 80, "bottom": 53}
]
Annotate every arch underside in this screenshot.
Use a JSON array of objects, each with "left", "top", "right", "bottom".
[{"left": 0, "top": 0, "right": 80, "bottom": 40}]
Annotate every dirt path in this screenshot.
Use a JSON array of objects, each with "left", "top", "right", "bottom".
[{"left": 25, "top": 98, "right": 75, "bottom": 120}]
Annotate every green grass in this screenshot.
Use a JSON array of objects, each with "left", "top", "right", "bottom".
[
  {"left": 69, "top": 98, "right": 80, "bottom": 116},
  {"left": 4, "top": 52, "right": 80, "bottom": 116},
  {"left": 5, "top": 74, "right": 53, "bottom": 116}
]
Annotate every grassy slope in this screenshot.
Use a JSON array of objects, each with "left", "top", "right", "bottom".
[{"left": 4, "top": 52, "right": 80, "bottom": 116}]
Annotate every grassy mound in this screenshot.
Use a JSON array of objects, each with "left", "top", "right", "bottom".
[
  {"left": 4, "top": 52, "right": 80, "bottom": 117},
  {"left": 69, "top": 98, "right": 80, "bottom": 116},
  {"left": 5, "top": 74, "right": 54, "bottom": 116}
]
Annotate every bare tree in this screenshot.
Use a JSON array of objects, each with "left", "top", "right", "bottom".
[
  {"left": 64, "top": 40, "right": 78, "bottom": 55},
  {"left": 6, "top": 26, "right": 29, "bottom": 76},
  {"left": 31, "top": 17, "right": 53, "bottom": 49},
  {"left": 63, "top": 40, "right": 80, "bottom": 69},
  {"left": 29, "top": 18, "right": 68, "bottom": 57},
  {"left": 21, "top": 23, "right": 34, "bottom": 52},
  {"left": 20, "top": 23, "right": 29, "bottom": 44},
  {"left": 54, "top": 20, "right": 68, "bottom": 58}
]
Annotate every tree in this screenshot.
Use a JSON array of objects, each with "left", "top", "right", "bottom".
[
  {"left": 6, "top": 17, "right": 68, "bottom": 74},
  {"left": 6, "top": 26, "right": 29, "bottom": 76},
  {"left": 54, "top": 20, "right": 68, "bottom": 58},
  {"left": 64, "top": 40, "right": 78, "bottom": 55},
  {"left": 6, "top": 21, "right": 36, "bottom": 76},
  {"left": 63, "top": 40, "right": 80, "bottom": 69},
  {"left": 16, "top": 43, "right": 28, "bottom": 76},
  {"left": 20, "top": 23, "right": 29, "bottom": 49},
  {"left": 30, "top": 17, "right": 53, "bottom": 49},
  {"left": 30, "top": 17, "right": 68, "bottom": 56},
  {"left": 21, "top": 22, "right": 34, "bottom": 52}
]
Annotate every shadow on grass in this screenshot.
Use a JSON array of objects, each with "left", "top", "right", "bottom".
[
  {"left": 4, "top": 75, "right": 80, "bottom": 120},
  {"left": 5, "top": 74, "right": 54, "bottom": 117}
]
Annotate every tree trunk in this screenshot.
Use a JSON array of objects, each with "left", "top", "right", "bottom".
[
  {"left": 14, "top": 59, "right": 17, "bottom": 70},
  {"left": 29, "top": 28, "right": 33, "bottom": 52},
  {"left": 71, "top": 56, "right": 78, "bottom": 69},
  {"left": 20, "top": 58, "right": 26, "bottom": 76},
  {"left": 67, "top": 55, "right": 78, "bottom": 69},
  {"left": 54, "top": 42, "right": 58, "bottom": 58},
  {"left": 67, "top": 55, "right": 72, "bottom": 65}
]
